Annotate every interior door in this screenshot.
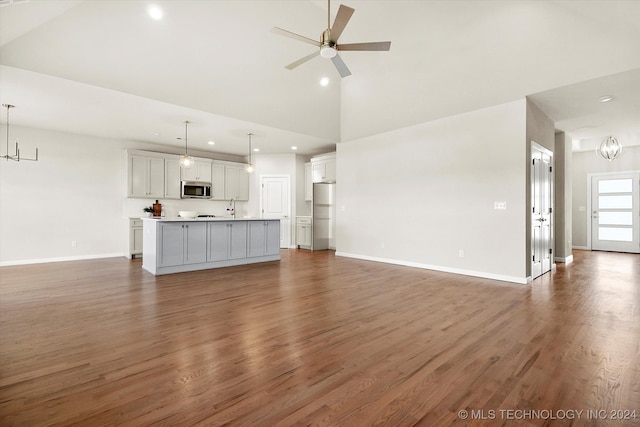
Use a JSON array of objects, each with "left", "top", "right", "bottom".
[
  {"left": 531, "top": 145, "right": 553, "bottom": 279},
  {"left": 591, "top": 173, "right": 640, "bottom": 253},
  {"left": 261, "top": 175, "right": 290, "bottom": 248}
]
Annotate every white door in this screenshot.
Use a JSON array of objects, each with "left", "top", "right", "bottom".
[
  {"left": 590, "top": 172, "right": 640, "bottom": 253},
  {"left": 531, "top": 144, "right": 553, "bottom": 279},
  {"left": 261, "top": 175, "right": 291, "bottom": 248}
]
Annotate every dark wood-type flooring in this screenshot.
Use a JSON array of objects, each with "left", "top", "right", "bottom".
[{"left": 1, "top": 250, "right": 639, "bottom": 426}]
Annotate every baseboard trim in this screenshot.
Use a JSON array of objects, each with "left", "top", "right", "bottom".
[
  {"left": 572, "top": 246, "right": 589, "bottom": 250},
  {"left": 0, "top": 253, "right": 125, "bottom": 267},
  {"left": 554, "top": 255, "right": 574, "bottom": 264},
  {"left": 335, "top": 252, "right": 528, "bottom": 285}
]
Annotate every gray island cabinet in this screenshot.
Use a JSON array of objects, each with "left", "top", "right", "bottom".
[{"left": 142, "top": 218, "right": 280, "bottom": 275}]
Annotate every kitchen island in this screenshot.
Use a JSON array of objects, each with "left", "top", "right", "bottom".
[{"left": 142, "top": 217, "right": 280, "bottom": 275}]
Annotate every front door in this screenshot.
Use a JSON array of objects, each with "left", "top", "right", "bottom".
[
  {"left": 260, "top": 175, "right": 291, "bottom": 248},
  {"left": 531, "top": 143, "right": 553, "bottom": 279},
  {"left": 591, "top": 172, "right": 640, "bottom": 253}
]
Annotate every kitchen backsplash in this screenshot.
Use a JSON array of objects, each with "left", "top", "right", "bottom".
[{"left": 123, "top": 197, "right": 246, "bottom": 219}]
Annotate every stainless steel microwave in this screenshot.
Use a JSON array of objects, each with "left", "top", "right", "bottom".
[{"left": 181, "top": 181, "right": 212, "bottom": 199}]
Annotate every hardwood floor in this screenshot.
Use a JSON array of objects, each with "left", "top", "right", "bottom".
[{"left": 1, "top": 250, "right": 638, "bottom": 426}]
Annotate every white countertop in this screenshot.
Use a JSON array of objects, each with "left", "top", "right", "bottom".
[{"left": 141, "top": 217, "right": 279, "bottom": 222}]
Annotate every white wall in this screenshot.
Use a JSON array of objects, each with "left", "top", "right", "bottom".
[
  {"left": 554, "top": 132, "right": 573, "bottom": 261},
  {"left": 572, "top": 144, "right": 640, "bottom": 248},
  {"left": 336, "top": 100, "right": 528, "bottom": 283},
  {"left": 0, "top": 125, "right": 243, "bottom": 265}
]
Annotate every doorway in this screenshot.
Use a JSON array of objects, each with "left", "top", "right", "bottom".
[
  {"left": 260, "top": 175, "right": 291, "bottom": 248},
  {"left": 589, "top": 172, "right": 640, "bottom": 253},
  {"left": 531, "top": 142, "right": 553, "bottom": 279}
]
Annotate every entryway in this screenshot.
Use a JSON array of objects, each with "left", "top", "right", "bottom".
[{"left": 589, "top": 172, "right": 640, "bottom": 253}]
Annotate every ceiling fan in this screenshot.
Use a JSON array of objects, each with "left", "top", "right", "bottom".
[{"left": 272, "top": 0, "right": 391, "bottom": 78}]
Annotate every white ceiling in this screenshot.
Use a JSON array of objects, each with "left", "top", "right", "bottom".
[{"left": 1, "top": 0, "right": 640, "bottom": 157}]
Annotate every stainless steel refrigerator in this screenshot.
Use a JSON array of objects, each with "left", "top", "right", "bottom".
[{"left": 312, "top": 182, "right": 336, "bottom": 250}]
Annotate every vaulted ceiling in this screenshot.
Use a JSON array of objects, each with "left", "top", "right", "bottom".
[{"left": 1, "top": 0, "right": 639, "bottom": 156}]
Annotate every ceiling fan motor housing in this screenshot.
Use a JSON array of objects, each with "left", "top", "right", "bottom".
[{"left": 320, "top": 29, "right": 337, "bottom": 58}]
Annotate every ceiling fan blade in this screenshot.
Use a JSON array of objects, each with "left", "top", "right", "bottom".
[
  {"left": 331, "top": 54, "right": 352, "bottom": 78},
  {"left": 338, "top": 41, "right": 391, "bottom": 51},
  {"left": 271, "top": 27, "right": 321, "bottom": 47},
  {"left": 285, "top": 51, "right": 320, "bottom": 70},
  {"left": 330, "top": 4, "right": 355, "bottom": 42}
]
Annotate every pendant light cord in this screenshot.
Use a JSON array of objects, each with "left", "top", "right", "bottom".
[
  {"left": 184, "top": 120, "right": 189, "bottom": 155},
  {"left": 4, "top": 104, "right": 12, "bottom": 158}
]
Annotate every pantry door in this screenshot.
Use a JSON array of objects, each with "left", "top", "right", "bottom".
[
  {"left": 260, "top": 175, "right": 291, "bottom": 248},
  {"left": 590, "top": 172, "right": 640, "bottom": 253}
]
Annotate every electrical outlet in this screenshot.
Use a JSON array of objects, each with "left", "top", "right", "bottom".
[
  {"left": 71, "top": 240, "right": 77, "bottom": 248},
  {"left": 380, "top": 242, "right": 385, "bottom": 249},
  {"left": 458, "top": 249, "right": 464, "bottom": 258}
]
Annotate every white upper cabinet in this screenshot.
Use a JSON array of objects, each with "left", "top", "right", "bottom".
[
  {"left": 164, "top": 158, "right": 181, "bottom": 199},
  {"left": 181, "top": 158, "right": 212, "bottom": 182},
  {"left": 304, "top": 162, "right": 312, "bottom": 201},
  {"left": 224, "top": 164, "right": 250, "bottom": 201},
  {"left": 128, "top": 154, "right": 165, "bottom": 198},
  {"left": 311, "top": 153, "right": 336, "bottom": 183},
  {"left": 127, "top": 150, "right": 248, "bottom": 201},
  {"left": 211, "top": 163, "right": 226, "bottom": 200}
]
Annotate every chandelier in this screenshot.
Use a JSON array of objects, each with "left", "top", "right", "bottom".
[
  {"left": 598, "top": 136, "right": 622, "bottom": 161},
  {"left": 2, "top": 104, "right": 39, "bottom": 162}
]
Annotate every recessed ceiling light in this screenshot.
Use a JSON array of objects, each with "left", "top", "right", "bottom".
[
  {"left": 208, "top": 141, "right": 215, "bottom": 145},
  {"left": 599, "top": 95, "right": 615, "bottom": 103},
  {"left": 291, "top": 146, "right": 298, "bottom": 150},
  {"left": 153, "top": 133, "right": 160, "bottom": 136},
  {"left": 253, "top": 148, "right": 260, "bottom": 152},
  {"left": 148, "top": 5, "right": 163, "bottom": 20},
  {"left": 320, "top": 77, "right": 330, "bottom": 87}
]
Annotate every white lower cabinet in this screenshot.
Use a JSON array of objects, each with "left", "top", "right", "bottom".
[
  {"left": 158, "top": 222, "right": 207, "bottom": 267},
  {"left": 296, "top": 216, "right": 312, "bottom": 249},
  {"left": 247, "top": 221, "right": 281, "bottom": 257},
  {"left": 207, "top": 221, "right": 247, "bottom": 261},
  {"left": 129, "top": 219, "right": 144, "bottom": 258}
]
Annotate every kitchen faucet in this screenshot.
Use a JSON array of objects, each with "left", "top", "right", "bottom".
[{"left": 227, "top": 198, "right": 236, "bottom": 219}]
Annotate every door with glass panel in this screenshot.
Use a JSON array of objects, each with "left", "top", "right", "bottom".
[
  {"left": 591, "top": 173, "right": 640, "bottom": 253},
  {"left": 531, "top": 144, "right": 553, "bottom": 279}
]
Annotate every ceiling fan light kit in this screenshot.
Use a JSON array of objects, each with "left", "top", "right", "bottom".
[{"left": 273, "top": 0, "right": 391, "bottom": 78}]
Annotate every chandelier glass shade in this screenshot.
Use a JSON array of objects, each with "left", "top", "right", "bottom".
[
  {"left": 179, "top": 120, "right": 192, "bottom": 168},
  {"left": 245, "top": 132, "right": 254, "bottom": 173},
  {"left": 598, "top": 136, "right": 622, "bottom": 161}
]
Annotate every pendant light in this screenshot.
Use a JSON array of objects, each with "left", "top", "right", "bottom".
[
  {"left": 2, "top": 104, "right": 38, "bottom": 162},
  {"left": 245, "top": 132, "right": 255, "bottom": 173},
  {"left": 598, "top": 136, "right": 622, "bottom": 161},
  {"left": 178, "top": 120, "right": 192, "bottom": 168}
]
